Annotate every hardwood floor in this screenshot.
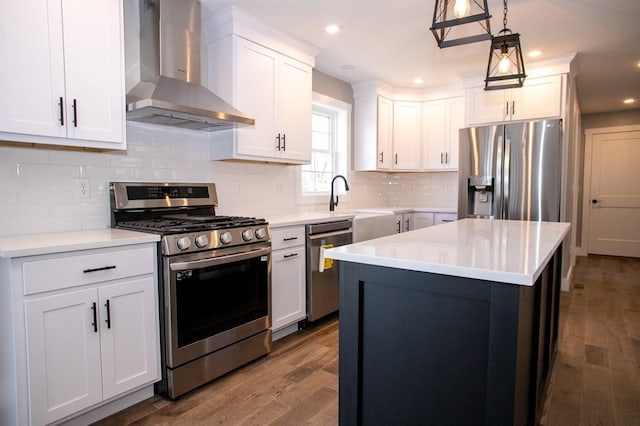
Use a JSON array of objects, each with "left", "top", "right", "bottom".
[
  {"left": 94, "top": 255, "right": 640, "bottom": 425},
  {"left": 540, "top": 255, "right": 640, "bottom": 426},
  {"left": 93, "top": 315, "right": 340, "bottom": 426}
]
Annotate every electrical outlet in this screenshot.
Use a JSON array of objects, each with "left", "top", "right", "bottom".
[{"left": 76, "top": 178, "right": 90, "bottom": 199}]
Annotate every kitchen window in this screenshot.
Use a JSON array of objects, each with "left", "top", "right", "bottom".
[{"left": 299, "top": 93, "right": 350, "bottom": 203}]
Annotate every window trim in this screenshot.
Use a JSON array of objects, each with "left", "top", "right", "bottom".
[{"left": 296, "top": 93, "right": 352, "bottom": 206}]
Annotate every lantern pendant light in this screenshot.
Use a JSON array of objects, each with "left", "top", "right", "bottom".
[
  {"left": 484, "top": 0, "right": 526, "bottom": 90},
  {"left": 430, "top": 0, "right": 492, "bottom": 48}
]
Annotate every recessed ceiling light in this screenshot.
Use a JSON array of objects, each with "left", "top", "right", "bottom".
[
  {"left": 623, "top": 98, "right": 636, "bottom": 104},
  {"left": 637, "top": 61, "right": 640, "bottom": 68},
  {"left": 528, "top": 50, "right": 542, "bottom": 58},
  {"left": 325, "top": 24, "right": 340, "bottom": 35},
  {"left": 413, "top": 77, "right": 424, "bottom": 84}
]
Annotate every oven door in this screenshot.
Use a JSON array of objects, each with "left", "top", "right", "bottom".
[{"left": 164, "top": 244, "right": 271, "bottom": 368}]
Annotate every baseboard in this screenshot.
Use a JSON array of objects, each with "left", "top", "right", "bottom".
[
  {"left": 272, "top": 323, "right": 300, "bottom": 341},
  {"left": 561, "top": 264, "right": 574, "bottom": 292},
  {"left": 575, "top": 246, "right": 588, "bottom": 256},
  {"left": 59, "top": 385, "right": 154, "bottom": 426}
]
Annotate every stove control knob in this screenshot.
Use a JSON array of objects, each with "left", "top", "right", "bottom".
[
  {"left": 242, "top": 229, "right": 254, "bottom": 241},
  {"left": 195, "top": 234, "right": 209, "bottom": 248},
  {"left": 176, "top": 236, "right": 191, "bottom": 251},
  {"left": 220, "top": 231, "right": 233, "bottom": 245},
  {"left": 255, "top": 227, "right": 267, "bottom": 240}
]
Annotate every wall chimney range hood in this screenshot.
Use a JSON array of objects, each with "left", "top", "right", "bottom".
[{"left": 126, "top": 0, "right": 254, "bottom": 132}]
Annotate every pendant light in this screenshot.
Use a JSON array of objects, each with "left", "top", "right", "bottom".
[
  {"left": 430, "top": 0, "right": 492, "bottom": 48},
  {"left": 484, "top": 0, "right": 526, "bottom": 90}
]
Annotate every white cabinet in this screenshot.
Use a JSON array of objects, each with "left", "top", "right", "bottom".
[
  {"left": 0, "top": 0, "right": 126, "bottom": 149},
  {"left": 466, "top": 75, "right": 563, "bottom": 126},
  {"left": 395, "top": 213, "right": 414, "bottom": 233},
  {"left": 354, "top": 95, "right": 423, "bottom": 171},
  {"left": 377, "top": 96, "right": 394, "bottom": 170},
  {"left": 413, "top": 212, "right": 435, "bottom": 229},
  {"left": 208, "top": 36, "right": 313, "bottom": 164},
  {"left": 392, "top": 101, "right": 422, "bottom": 170},
  {"left": 434, "top": 212, "right": 458, "bottom": 224},
  {"left": 422, "top": 96, "right": 465, "bottom": 170},
  {"left": 271, "top": 226, "right": 306, "bottom": 339},
  {"left": 1, "top": 243, "right": 159, "bottom": 425}
]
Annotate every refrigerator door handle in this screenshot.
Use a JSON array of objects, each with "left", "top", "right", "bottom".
[
  {"left": 503, "top": 136, "right": 511, "bottom": 219},
  {"left": 495, "top": 135, "right": 504, "bottom": 219}
]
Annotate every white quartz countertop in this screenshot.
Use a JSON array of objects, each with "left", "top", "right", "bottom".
[
  {"left": 324, "top": 219, "right": 571, "bottom": 286},
  {"left": 265, "top": 207, "right": 456, "bottom": 228},
  {"left": 266, "top": 212, "right": 355, "bottom": 228},
  {"left": 352, "top": 207, "right": 457, "bottom": 214},
  {"left": 0, "top": 229, "right": 160, "bottom": 258}
]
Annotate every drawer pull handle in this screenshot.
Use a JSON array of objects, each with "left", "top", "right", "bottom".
[
  {"left": 91, "top": 302, "right": 98, "bottom": 333},
  {"left": 283, "top": 237, "right": 298, "bottom": 241},
  {"left": 83, "top": 265, "right": 116, "bottom": 273},
  {"left": 105, "top": 299, "right": 111, "bottom": 329},
  {"left": 283, "top": 253, "right": 299, "bottom": 259},
  {"left": 441, "top": 219, "right": 454, "bottom": 223}
]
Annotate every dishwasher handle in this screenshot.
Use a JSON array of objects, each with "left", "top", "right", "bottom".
[
  {"left": 308, "top": 228, "right": 352, "bottom": 242},
  {"left": 307, "top": 220, "right": 352, "bottom": 235}
]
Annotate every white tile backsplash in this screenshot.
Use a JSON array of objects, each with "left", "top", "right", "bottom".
[{"left": 0, "top": 123, "right": 457, "bottom": 236}]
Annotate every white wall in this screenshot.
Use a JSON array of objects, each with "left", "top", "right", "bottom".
[{"left": 0, "top": 123, "right": 457, "bottom": 236}]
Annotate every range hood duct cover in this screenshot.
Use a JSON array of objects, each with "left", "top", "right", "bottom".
[{"left": 126, "top": 0, "right": 254, "bottom": 131}]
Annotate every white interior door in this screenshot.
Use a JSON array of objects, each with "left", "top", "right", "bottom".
[{"left": 587, "top": 130, "right": 640, "bottom": 257}]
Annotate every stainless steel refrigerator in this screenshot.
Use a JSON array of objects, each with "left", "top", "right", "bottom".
[{"left": 458, "top": 119, "right": 562, "bottom": 222}]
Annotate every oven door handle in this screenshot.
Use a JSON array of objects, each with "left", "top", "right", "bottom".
[{"left": 170, "top": 246, "right": 271, "bottom": 271}]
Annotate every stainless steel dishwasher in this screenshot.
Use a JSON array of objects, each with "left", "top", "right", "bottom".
[{"left": 306, "top": 219, "right": 353, "bottom": 322}]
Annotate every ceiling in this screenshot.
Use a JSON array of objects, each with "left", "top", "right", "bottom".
[{"left": 201, "top": 0, "right": 640, "bottom": 114}]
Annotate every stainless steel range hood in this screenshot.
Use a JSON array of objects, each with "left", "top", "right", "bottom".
[{"left": 126, "top": 0, "right": 254, "bottom": 131}]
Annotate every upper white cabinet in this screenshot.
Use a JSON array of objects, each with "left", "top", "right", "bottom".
[
  {"left": 0, "top": 0, "right": 126, "bottom": 149},
  {"left": 353, "top": 91, "right": 423, "bottom": 172},
  {"left": 466, "top": 75, "right": 564, "bottom": 126},
  {"left": 353, "top": 81, "right": 466, "bottom": 172},
  {"left": 392, "top": 101, "right": 422, "bottom": 170},
  {"left": 422, "top": 96, "right": 465, "bottom": 171},
  {"left": 205, "top": 8, "right": 317, "bottom": 164},
  {"left": 377, "top": 96, "right": 394, "bottom": 170}
]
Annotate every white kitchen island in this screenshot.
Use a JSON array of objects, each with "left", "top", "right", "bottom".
[{"left": 325, "top": 219, "right": 570, "bottom": 426}]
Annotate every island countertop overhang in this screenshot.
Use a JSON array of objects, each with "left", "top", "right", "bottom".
[{"left": 324, "top": 218, "right": 571, "bottom": 286}]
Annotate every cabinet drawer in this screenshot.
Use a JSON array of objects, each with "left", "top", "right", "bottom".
[
  {"left": 22, "top": 245, "right": 155, "bottom": 295},
  {"left": 271, "top": 226, "right": 305, "bottom": 251},
  {"left": 434, "top": 213, "right": 457, "bottom": 225}
]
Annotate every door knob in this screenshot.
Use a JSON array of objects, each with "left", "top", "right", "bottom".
[{"left": 592, "top": 199, "right": 599, "bottom": 204}]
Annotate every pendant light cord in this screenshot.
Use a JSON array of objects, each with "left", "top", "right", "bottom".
[{"left": 503, "top": 0, "right": 508, "bottom": 30}]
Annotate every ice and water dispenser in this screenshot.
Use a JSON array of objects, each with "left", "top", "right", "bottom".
[{"left": 465, "top": 176, "right": 494, "bottom": 218}]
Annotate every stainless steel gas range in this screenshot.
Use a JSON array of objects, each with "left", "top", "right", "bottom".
[{"left": 110, "top": 182, "right": 272, "bottom": 399}]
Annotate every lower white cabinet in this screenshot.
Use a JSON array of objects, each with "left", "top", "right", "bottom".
[
  {"left": 0, "top": 242, "right": 160, "bottom": 426},
  {"left": 271, "top": 226, "right": 306, "bottom": 339},
  {"left": 413, "top": 212, "right": 457, "bottom": 229},
  {"left": 413, "top": 212, "right": 435, "bottom": 229},
  {"left": 395, "top": 213, "right": 414, "bottom": 233},
  {"left": 434, "top": 212, "right": 458, "bottom": 224}
]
